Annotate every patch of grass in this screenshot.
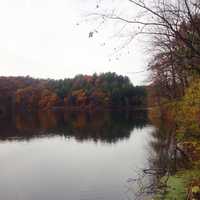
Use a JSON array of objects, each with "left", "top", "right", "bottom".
[
  {"left": 163, "top": 175, "right": 186, "bottom": 199},
  {"left": 154, "top": 168, "right": 200, "bottom": 199},
  {"left": 154, "top": 173, "right": 186, "bottom": 200}
]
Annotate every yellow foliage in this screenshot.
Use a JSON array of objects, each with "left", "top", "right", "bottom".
[{"left": 176, "top": 79, "right": 200, "bottom": 135}]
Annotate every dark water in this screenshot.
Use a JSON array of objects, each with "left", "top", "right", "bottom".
[{"left": 0, "top": 110, "right": 156, "bottom": 200}]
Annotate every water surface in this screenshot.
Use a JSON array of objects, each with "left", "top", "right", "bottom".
[{"left": 0, "top": 111, "right": 155, "bottom": 200}]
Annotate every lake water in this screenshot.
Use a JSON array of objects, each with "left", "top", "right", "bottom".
[{"left": 0, "top": 111, "right": 156, "bottom": 200}]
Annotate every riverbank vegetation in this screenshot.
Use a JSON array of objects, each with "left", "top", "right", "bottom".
[
  {"left": 91, "top": 0, "right": 200, "bottom": 198},
  {"left": 138, "top": 0, "right": 200, "bottom": 199}
]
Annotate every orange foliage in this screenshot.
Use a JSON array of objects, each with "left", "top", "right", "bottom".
[
  {"left": 16, "top": 87, "right": 60, "bottom": 111},
  {"left": 38, "top": 89, "right": 60, "bottom": 110}
]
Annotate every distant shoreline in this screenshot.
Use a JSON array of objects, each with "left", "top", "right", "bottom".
[{"left": 51, "top": 106, "right": 148, "bottom": 112}]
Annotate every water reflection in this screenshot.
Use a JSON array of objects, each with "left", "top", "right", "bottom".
[
  {"left": 129, "top": 115, "right": 190, "bottom": 199},
  {"left": 0, "top": 110, "right": 155, "bottom": 200},
  {"left": 0, "top": 110, "right": 189, "bottom": 199},
  {"left": 0, "top": 110, "right": 148, "bottom": 143}
]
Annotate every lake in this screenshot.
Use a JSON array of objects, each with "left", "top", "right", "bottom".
[{"left": 0, "top": 110, "right": 157, "bottom": 200}]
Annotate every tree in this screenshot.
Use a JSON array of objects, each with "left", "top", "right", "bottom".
[{"left": 89, "top": 0, "right": 200, "bottom": 78}]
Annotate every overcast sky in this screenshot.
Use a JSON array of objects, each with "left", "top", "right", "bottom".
[{"left": 0, "top": 0, "right": 149, "bottom": 85}]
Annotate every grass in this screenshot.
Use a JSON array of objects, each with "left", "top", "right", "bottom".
[{"left": 153, "top": 139, "right": 200, "bottom": 200}]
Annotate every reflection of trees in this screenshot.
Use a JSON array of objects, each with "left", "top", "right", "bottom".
[
  {"left": 0, "top": 110, "right": 148, "bottom": 143},
  {"left": 130, "top": 117, "right": 190, "bottom": 199},
  {"left": 62, "top": 111, "right": 148, "bottom": 143},
  {"left": 149, "top": 118, "right": 190, "bottom": 177}
]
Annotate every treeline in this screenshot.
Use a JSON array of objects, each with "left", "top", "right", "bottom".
[{"left": 0, "top": 73, "right": 147, "bottom": 111}]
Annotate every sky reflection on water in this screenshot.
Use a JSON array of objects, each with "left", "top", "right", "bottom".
[{"left": 0, "top": 111, "right": 156, "bottom": 200}]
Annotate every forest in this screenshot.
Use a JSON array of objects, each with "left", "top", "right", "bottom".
[{"left": 0, "top": 72, "right": 147, "bottom": 112}]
